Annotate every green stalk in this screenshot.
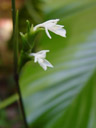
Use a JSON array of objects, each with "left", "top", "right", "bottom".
[{"left": 11, "top": 0, "right": 28, "bottom": 127}]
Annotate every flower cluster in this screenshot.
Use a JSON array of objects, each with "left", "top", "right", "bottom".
[{"left": 30, "top": 19, "right": 66, "bottom": 71}]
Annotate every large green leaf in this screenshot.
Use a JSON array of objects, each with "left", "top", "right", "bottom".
[
  {"left": 45, "top": 72, "right": 96, "bottom": 128},
  {"left": 19, "top": 0, "right": 96, "bottom": 127}
]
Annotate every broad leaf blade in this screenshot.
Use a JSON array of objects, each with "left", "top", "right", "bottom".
[{"left": 19, "top": 1, "right": 96, "bottom": 128}]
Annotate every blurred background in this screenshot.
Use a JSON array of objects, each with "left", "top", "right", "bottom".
[
  {"left": 0, "top": 0, "right": 96, "bottom": 128},
  {"left": 0, "top": 0, "right": 25, "bottom": 127}
]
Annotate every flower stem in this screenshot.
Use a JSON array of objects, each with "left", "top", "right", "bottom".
[{"left": 11, "top": 0, "right": 28, "bottom": 127}]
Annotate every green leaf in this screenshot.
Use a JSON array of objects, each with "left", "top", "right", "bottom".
[
  {"left": 19, "top": 0, "right": 96, "bottom": 128},
  {"left": 0, "top": 94, "right": 19, "bottom": 109},
  {"left": 46, "top": 72, "right": 96, "bottom": 128}
]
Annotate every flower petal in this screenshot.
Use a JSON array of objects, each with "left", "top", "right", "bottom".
[
  {"left": 30, "top": 50, "right": 53, "bottom": 71},
  {"left": 33, "top": 19, "right": 60, "bottom": 31},
  {"left": 48, "top": 19, "right": 60, "bottom": 24},
  {"left": 43, "top": 59, "right": 53, "bottom": 68},
  {"left": 40, "top": 63, "right": 47, "bottom": 70},
  {"left": 37, "top": 50, "right": 49, "bottom": 54},
  {"left": 30, "top": 53, "right": 38, "bottom": 63},
  {"left": 56, "top": 24, "right": 64, "bottom": 28},
  {"left": 37, "top": 50, "right": 49, "bottom": 58},
  {"left": 45, "top": 27, "right": 52, "bottom": 39},
  {"left": 30, "top": 53, "right": 36, "bottom": 56},
  {"left": 33, "top": 24, "right": 43, "bottom": 31},
  {"left": 38, "top": 59, "right": 47, "bottom": 70},
  {"left": 49, "top": 26, "right": 66, "bottom": 37},
  {"left": 43, "top": 19, "right": 60, "bottom": 25}
]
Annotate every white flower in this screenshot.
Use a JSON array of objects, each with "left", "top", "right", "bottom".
[
  {"left": 33, "top": 19, "right": 66, "bottom": 39},
  {"left": 30, "top": 50, "right": 53, "bottom": 71}
]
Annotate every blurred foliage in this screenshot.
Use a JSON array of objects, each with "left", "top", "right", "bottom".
[
  {"left": 0, "top": 110, "right": 10, "bottom": 127},
  {"left": 0, "top": 0, "right": 96, "bottom": 128},
  {"left": 0, "top": 108, "right": 23, "bottom": 128},
  {"left": 19, "top": 0, "right": 44, "bottom": 33}
]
